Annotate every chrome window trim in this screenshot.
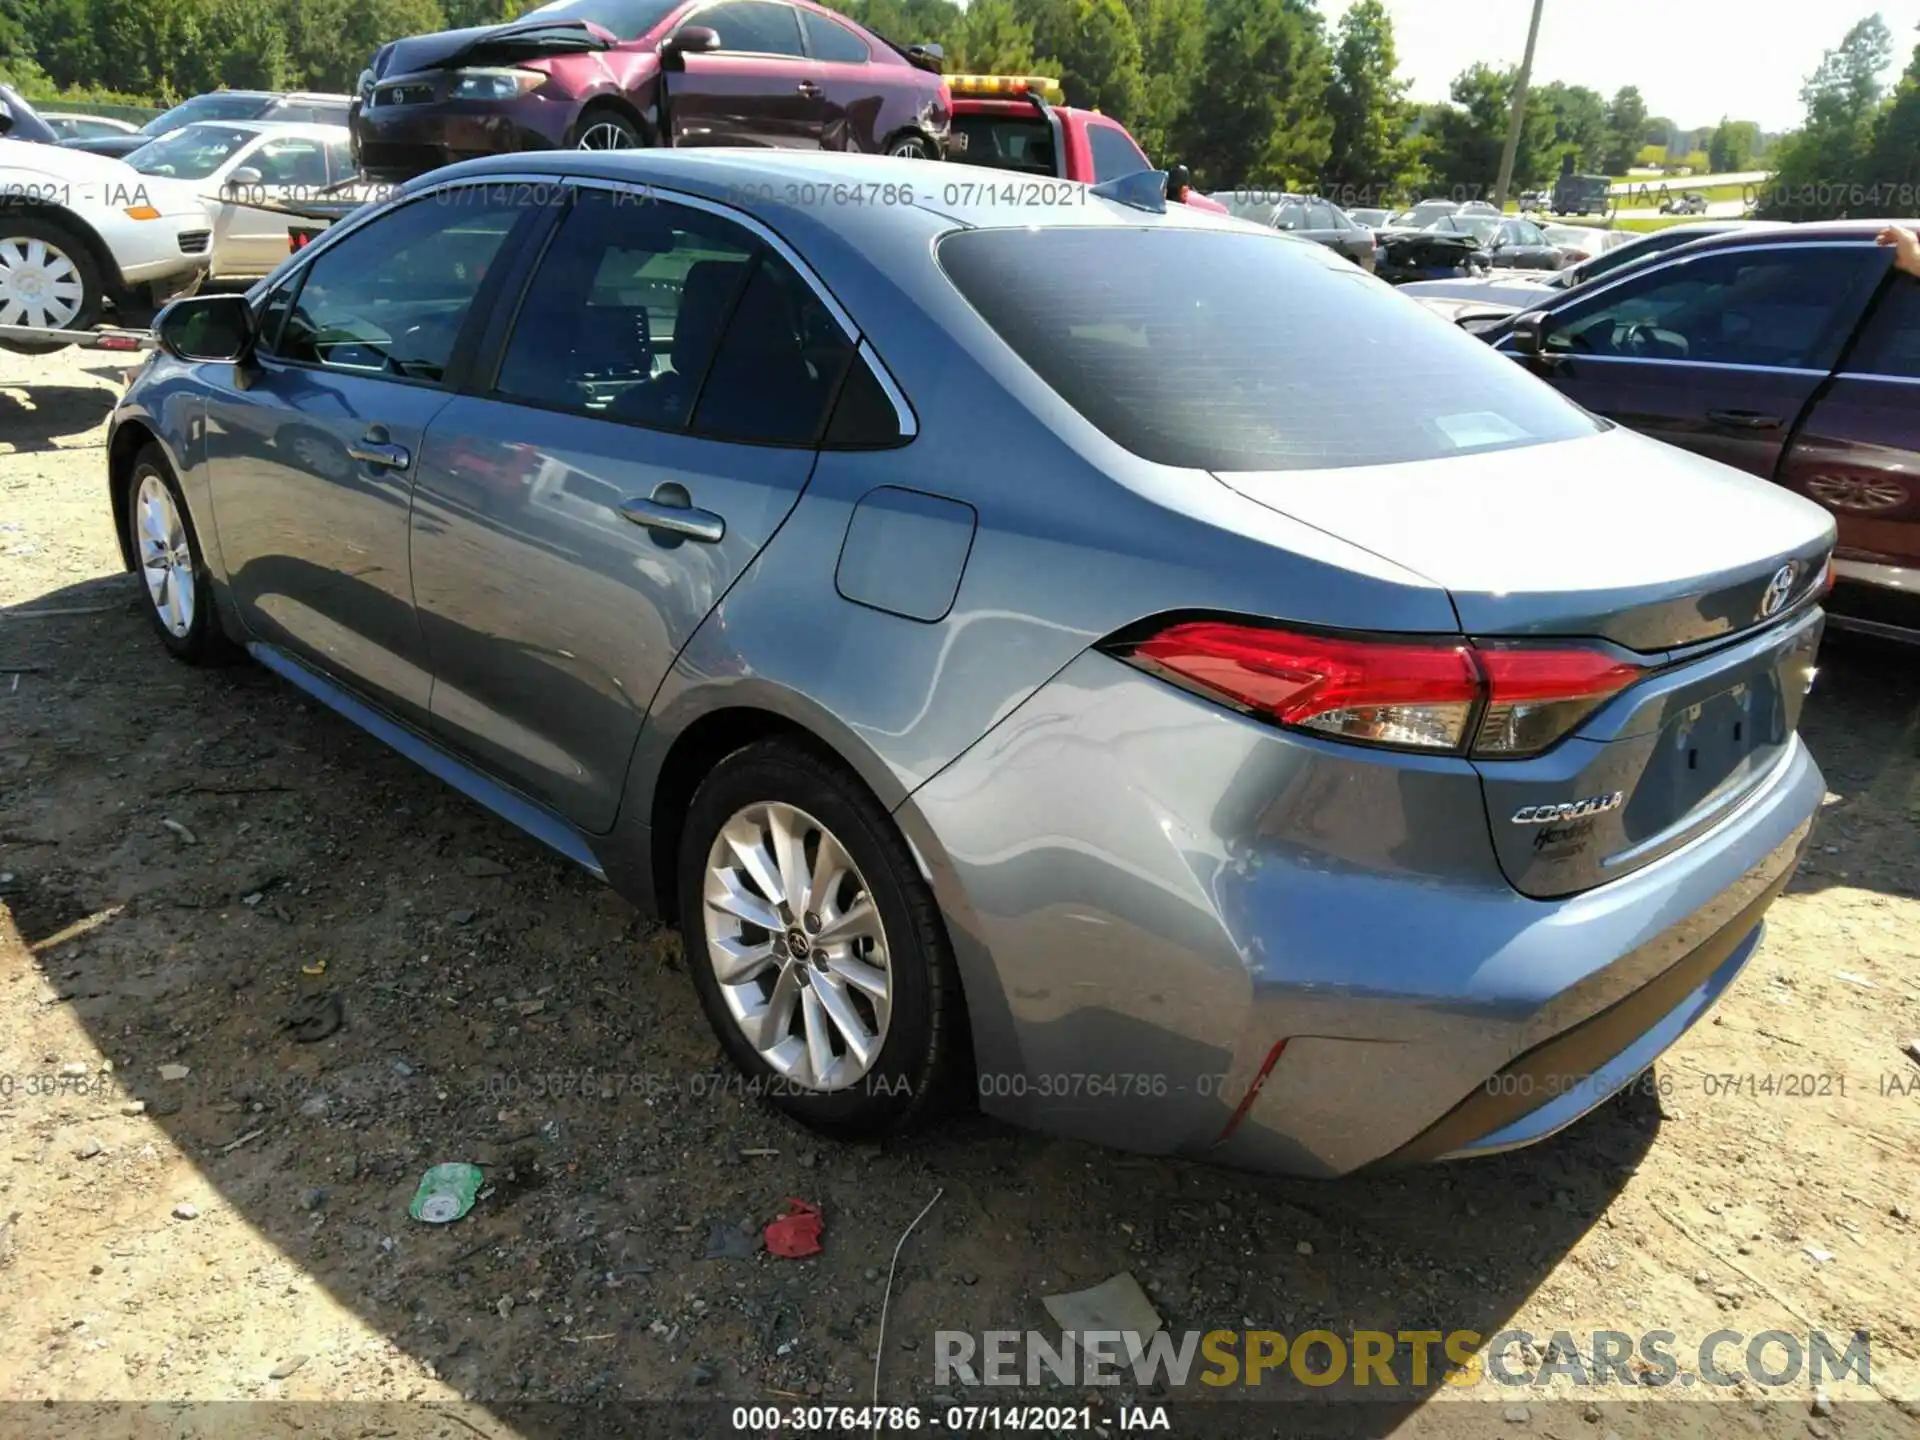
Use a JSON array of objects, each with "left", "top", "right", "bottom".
[
  {"left": 1837, "top": 369, "right": 1920, "bottom": 384},
  {"left": 569, "top": 176, "right": 919, "bottom": 441},
  {"left": 569, "top": 175, "right": 859, "bottom": 339},
  {"left": 858, "top": 338, "right": 917, "bottom": 438},
  {"left": 1520, "top": 354, "right": 1830, "bottom": 380}
]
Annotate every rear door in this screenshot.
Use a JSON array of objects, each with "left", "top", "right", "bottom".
[
  {"left": 667, "top": 0, "right": 823, "bottom": 147},
  {"left": 1503, "top": 242, "right": 1885, "bottom": 479},
  {"left": 409, "top": 184, "right": 860, "bottom": 831},
  {"left": 1776, "top": 265, "right": 1920, "bottom": 591}
]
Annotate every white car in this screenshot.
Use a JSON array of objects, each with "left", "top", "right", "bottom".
[
  {"left": 0, "top": 127, "right": 211, "bottom": 349},
  {"left": 41, "top": 113, "right": 142, "bottom": 142},
  {"left": 122, "top": 121, "right": 374, "bottom": 280}
]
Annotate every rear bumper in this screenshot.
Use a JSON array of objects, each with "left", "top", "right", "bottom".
[{"left": 900, "top": 651, "right": 1823, "bottom": 1178}]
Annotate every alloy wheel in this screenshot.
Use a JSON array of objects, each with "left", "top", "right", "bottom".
[
  {"left": 0, "top": 235, "right": 85, "bottom": 330},
  {"left": 576, "top": 121, "right": 637, "bottom": 150},
  {"left": 136, "top": 474, "right": 196, "bottom": 639},
  {"left": 701, "top": 801, "right": 892, "bottom": 1091}
]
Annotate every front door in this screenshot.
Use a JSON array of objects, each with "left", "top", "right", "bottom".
[
  {"left": 202, "top": 187, "right": 534, "bottom": 726},
  {"left": 408, "top": 184, "right": 860, "bottom": 831},
  {"left": 665, "top": 0, "right": 823, "bottom": 147},
  {"left": 1505, "top": 243, "right": 1884, "bottom": 479},
  {"left": 1779, "top": 267, "right": 1920, "bottom": 580}
]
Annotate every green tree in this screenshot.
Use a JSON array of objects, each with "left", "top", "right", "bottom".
[
  {"left": 1760, "top": 13, "right": 1894, "bottom": 219},
  {"left": 1602, "top": 84, "right": 1648, "bottom": 173},
  {"left": 1534, "top": 79, "right": 1608, "bottom": 176},
  {"left": 1863, "top": 32, "right": 1920, "bottom": 194},
  {"left": 1120, "top": 0, "right": 1202, "bottom": 166},
  {"left": 1166, "top": 0, "right": 1329, "bottom": 189},
  {"left": 950, "top": 0, "right": 1035, "bottom": 75},
  {"left": 1423, "top": 63, "right": 1552, "bottom": 196},
  {"left": 1707, "top": 117, "right": 1759, "bottom": 172},
  {"left": 1023, "top": 0, "right": 1142, "bottom": 124},
  {"left": 1321, "top": 0, "right": 1418, "bottom": 205}
]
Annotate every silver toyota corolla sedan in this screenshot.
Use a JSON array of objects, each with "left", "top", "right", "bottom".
[{"left": 109, "top": 150, "right": 1835, "bottom": 1178}]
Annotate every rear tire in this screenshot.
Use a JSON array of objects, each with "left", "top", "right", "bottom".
[
  {"left": 676, "top": 739, "right": 967, "bottom": 1139},
  {"left": 126, "top": 445, "right": 239, "bottom": 666},
  {"left": 0, "top": 215, "right": 106, "bottom": 354}
]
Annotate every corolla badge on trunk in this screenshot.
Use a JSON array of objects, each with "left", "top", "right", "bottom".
[
  {"left": 1511, "top": 792, "right": 1624, "bottom": 825},
  {"left": 1758, "top": 563, "right": 1797, "bottom": 619}
]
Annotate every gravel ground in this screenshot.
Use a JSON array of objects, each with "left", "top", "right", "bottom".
[{"left": 3, "top": 344, "right": 1919, "bottom": 1439}]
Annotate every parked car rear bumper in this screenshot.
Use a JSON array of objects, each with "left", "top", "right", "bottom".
[{"left": 898, "top": 650, "right": 1823, "bottom": 1179}]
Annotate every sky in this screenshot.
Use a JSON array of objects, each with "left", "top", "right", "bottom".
[{"left": 1322, "top": 0, "right": 1920, "bottom": 134}]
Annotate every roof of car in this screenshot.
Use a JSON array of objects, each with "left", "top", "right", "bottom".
[
  {"left": 1671, "top": 219, "right": 1915, "bottom": 251},
  {"left": 413, "top": 149, "right": 1249, "bottom": 237},
  {"left": 167, "top": 119, "right": 350, "bottom": 139}
]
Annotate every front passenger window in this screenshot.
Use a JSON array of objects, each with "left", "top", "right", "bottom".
[
  {"left": 1546, "top": 249, "right": 1880, "bottom": 370},
  {"left": 277, "top": 190, "right": 523, "bottom": 383}
]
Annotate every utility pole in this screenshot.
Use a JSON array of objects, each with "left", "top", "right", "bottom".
[{"left": 1493, "top": 0, "right": 1546, "bottom": 211}]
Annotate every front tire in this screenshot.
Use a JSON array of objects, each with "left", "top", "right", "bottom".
[
  {"left": 677, "top": 739, "right": 966, "bottom": 1138},
  {"left": 0, "top": 215, "right": 105, "bottom": 354},
  {"left": 127, "top": 445, "right": 237, "bottom": 665},
  {"left": 572, "top": 110, "right": 642, "bottom": 151}
]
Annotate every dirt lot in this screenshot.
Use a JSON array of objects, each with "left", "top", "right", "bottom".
[{"left": 3, "top": 343, "right": 1920, "bottom": 1439}]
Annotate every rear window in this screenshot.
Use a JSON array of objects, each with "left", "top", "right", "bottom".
[
  {"left": 936, "top": 227, "right": 1602, "bottom": 472},
  {"left": 948, "top": 114, "right": 1054, "bottom": 175}
]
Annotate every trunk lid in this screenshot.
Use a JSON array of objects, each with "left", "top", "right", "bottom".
[
  {"left": 373, "top": 17, "right": 611, "bottom": 82},
  {"left": 1210, "top": 426, "right": 1835, "bottom": 653},
  {"left": 1211, "top": 425, "right": 1835, "bottom": 896}
]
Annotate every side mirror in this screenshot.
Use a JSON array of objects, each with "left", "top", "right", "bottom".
[
  {"left": 1509, "top": 310, "right": 1555, "bottom": 359},
  {"left": 659, "top": 24, "right": 719, "bottom": 67},
  {"left": 0, "top": 100, "right": 13, "bottom": 136},
  {"left": 1164, "top": 163, "right": 1191, "bottom": 203},
  {"left": 227, "top": 166, "right": 264, "bottom": 188},
  {"left": 155, "top": 293, "right": 255, "bottom": 363}
]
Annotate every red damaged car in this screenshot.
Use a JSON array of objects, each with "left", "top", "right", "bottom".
[{"left": 350, "top": 0, "right": 951, "bottom": 182}]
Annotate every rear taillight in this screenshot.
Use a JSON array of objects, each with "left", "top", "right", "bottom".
[
  {"left": 1470, "top": 646, "right": 1642, "bottom": 756},
  {"left": 1115, "top": 621, "right": 1643, "bottom": 759}
]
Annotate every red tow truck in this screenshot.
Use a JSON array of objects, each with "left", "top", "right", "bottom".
[{"left": 942, "top": 74, "right": 1227, "bottom": 213}]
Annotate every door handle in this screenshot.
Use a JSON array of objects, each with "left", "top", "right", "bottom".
[
  {"left": 620, "top": 483, "right": 725, "bottom": 543},
  {"left": 1706, "top": 409, "right": 1782, "bottom": 430},
  {"left": 795, "top": 80, "right": 821, "bottom": 95},
  {"left": 346, "top": 427, "right": 410, "bottom": 469}
]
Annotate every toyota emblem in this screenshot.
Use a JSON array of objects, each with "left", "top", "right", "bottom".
[{"left": 1759, "top": 563, "right": 1797, "bottom": 619}]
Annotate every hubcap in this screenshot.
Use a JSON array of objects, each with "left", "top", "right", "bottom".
[
  {"left": 702, "top": 801, "right": 891, "bottom": 1092},
  {"left": 0, "top": 236, "right": 85, "bottom": 330},
  {"left": 576, "top": 122, "right": 635, "bottom": 151},
  {"left": 135, "top": 474, "right": 195, "bottom": 639},
  {"left": 888, "top": 139, "right": 925, "bottom": 158}
]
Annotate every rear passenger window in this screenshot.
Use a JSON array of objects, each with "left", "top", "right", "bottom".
[
  {"left": 1843, "top": 275, "right": 1920, "bottom": 379},
  {"left": 493, "top": 188, "right": 756, "bottom": 428},
  {"left": 802, "top": 10, "right": 869, "bottom": 62},
  {"left": 276, "top": 190, "right": 522, "bottom": 382},
  {"left": 691, "top": 254, "right": 857, "bottom": 444},
  {"left": 1547, "top": 248, "right": 1882, "bottom": 370},
  {"left": 1086, "top": 123, "right": 1148, "bottom": 184},
  {"left": 491, "top": 187, "right": 856, "bottom": 444}
]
